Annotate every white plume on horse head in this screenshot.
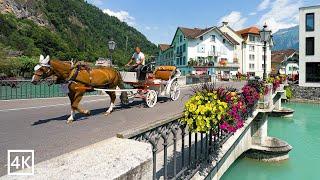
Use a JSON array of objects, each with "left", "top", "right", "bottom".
[
  {"left": 39, "top": 54, "right": 45, "bottom": 63},
  {"left": 39, "top": 55, "right": 50, "bottom": 65}
]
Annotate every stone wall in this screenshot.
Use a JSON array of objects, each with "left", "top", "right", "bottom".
[{"left": 291, "top": 85, "right": 320, "bottom": 100}]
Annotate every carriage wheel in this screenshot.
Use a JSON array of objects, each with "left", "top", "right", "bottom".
[
  {"left": 145, "top": 90, "right": 157, "bottom": 108},
  {"left": 121, "top": 91, "right": 134, "bottom": 105},
  {"left": 170, "top": 81, "right": 180, "bottom": 101}
]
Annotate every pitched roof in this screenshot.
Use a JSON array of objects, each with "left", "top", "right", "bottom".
[
  {"left": 236, "top": 26, "right": 260, "bottom": 37},
  {"left": 222, "top": 32, "right": 240, "bottom": 45},
  {"left": 271, "top": 49, "right": 297, "bottom": 63},
  {"left": 179, "top": 27, "right": 214, "bottom": 39},
  {"left": 158, "top": 44, "right": 171, "bottom": 51},
  {"left": 177, "top": 26, "right": 239, "bottom": 45}
]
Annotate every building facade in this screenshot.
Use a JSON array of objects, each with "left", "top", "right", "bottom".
[
  {"left": 157, "top": 26, "right": 239, "bottom": 77},
  {"left": 299, "top": 5, "right": 320, "bottom": 87},
  {"left": 271, "top": 49, "right": 299, "bottom": 76},
  {"left": 236, "top": 27, "right": 272, "bottom": 78},
  {"left": 157, "top": 24, "right": 272, "bottom": 79}
]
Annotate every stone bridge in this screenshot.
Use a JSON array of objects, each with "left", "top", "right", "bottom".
[{"left": 0, "top": 84, "right": 292, "bottom": 180}]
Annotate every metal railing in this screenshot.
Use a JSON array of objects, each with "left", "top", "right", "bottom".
[
  {"left": 118, "top": 113, "right": 233, "bottom": 180},
  {"left": 0, "top": 80, "right": 97, "bottom": 100}
]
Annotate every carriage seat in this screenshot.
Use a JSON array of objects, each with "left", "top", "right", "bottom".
[{"left": 153, "top": 66, "right": 177, "bottom": 81}]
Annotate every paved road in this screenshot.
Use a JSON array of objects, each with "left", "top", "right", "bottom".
[{"left": 0, "top": 81, "right": 245, "bottom": 176}]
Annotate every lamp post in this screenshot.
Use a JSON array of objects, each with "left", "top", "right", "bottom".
[
  {"left": 259, "top": 23, "right": 272, "bottom": 81},
  {"left": 108, "top": 38, "right": 116, "bottom": 63}
]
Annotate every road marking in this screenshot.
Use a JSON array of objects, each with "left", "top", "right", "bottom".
[
  {"left": 0, "top": 86, "right": 193, "bottom": 113},
  {"left": 0, "top": 99, "right": 107, "bottom": 112}
]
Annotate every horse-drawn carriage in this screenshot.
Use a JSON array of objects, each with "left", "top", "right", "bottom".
[
  {"left": 31, "top": 55, "right": 181, "bottom": 123},
  {"left": 95, "top": 64, "right": 181, "bottom": 108}
]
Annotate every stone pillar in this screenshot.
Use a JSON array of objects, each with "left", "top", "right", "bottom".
[
  {"left": 251, "top": 113, "right": 268, "bottom": 145},
  {"left": 274, "top": 96, "right": 282, "bottom": 110}
]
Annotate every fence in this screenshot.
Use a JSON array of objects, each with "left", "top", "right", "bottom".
[
  {"left": 0, "top": 80, "right": 97, "bottom": 100},
  {"left": 117, "top": 113, "right": 233, "bottom": 180}
]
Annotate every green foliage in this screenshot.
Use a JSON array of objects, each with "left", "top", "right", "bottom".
[
  {"left": 0, "top": 56, "right": 38, "bottom": 77},
  {"left": 285, "top": 86, "right": 293, "bottom": 99},
  {"left": 0, "top": 0, "right": 157, "bottom": 66}
]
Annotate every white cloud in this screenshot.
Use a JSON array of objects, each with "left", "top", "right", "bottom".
[
  {"left": 249, "top": 12, "right": 257, "bottom": 16},
  {"left": 90, "top": 0, "right": 103, "bottom": 6},
  {"left": 103, "top": 9, "right": 135, "bottom": 26},
  {"left": 257, "top": 0, "right": 302, "bottom": 33},
  {"left": 219, "top": 11, "right": 247, "bottom": 30},
  {"left": 257, "top": 0, "right": 271, "bottom": 11}
]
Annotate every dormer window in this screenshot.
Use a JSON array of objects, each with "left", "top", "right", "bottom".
[
  {"left": 211, "top": 35, "right": 216, "bottom": 42},
  {"left": 199, "top": 36, "right": 203, "bottom": 41},
  {"left": 249, "top": 35, "right": 255, "bottom": 42}
]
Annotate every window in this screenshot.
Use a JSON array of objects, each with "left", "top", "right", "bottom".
[
  {"left": 211, "top": 45, "right": 216, "bottom": 54},
  {"left": 183, "top": 56, "right": 186, "bottom": 65},
  {"left": 180, "top": 35, "right": 183, "bottom": 42},
  {"left": 223, "top": 39, "right": 226, "bottom": 43},
  {"left": 199, "top": 36, "right": 203, "bottom": 41},
  {"left": 249, "top": 35, "right": 255, "bottom": 42},
  {"left": 306, "top": 37, "right": 314, "bottom": 55},
  {"left": 249, "top": 63, "right": 255, "bottom": 69},
  {"left": 176, "top": 58, "right": 179, "bottom": 65},
  {"left": 183, "top": 44, "right": 186, "bottom": 52},
  {"left": 197, "top": 44, "right": 205, "bottom": 53},
  {"left": 211, "top": 35, "right": 216, "bottom": 42},
  {"left": 249, "top": 54, "right": 255, "bottom": 61},
  {"left": 306, "top": 62, "right": 320, "bottom": 82},
  {"left": 306, "top": 13, "right": 314, "bottom": 31},
  {"left": 249, "top": 46, "right": 255, "bottom": 52}
]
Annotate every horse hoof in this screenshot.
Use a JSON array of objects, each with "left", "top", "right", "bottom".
[
  {"left": 84, "top": 110, "right": 91, "bottom": 116},
  {"left": 104, "top": 112, "right": 111, "bottom": 116},
  {"left": 66, "top": 119, "right": 73, "bottom": 124}
]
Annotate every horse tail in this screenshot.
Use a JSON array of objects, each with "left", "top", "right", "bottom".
[{"left": 117, "top": 71, "right": 128, "bottom": 104}]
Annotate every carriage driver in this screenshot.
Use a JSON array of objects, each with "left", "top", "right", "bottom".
[{"left": 125, "top": 47, "right": 145, "bottom": 79}]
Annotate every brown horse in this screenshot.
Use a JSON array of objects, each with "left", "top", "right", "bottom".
[{"left": 31, "top": 55, "right": 128, "bottom": 124}]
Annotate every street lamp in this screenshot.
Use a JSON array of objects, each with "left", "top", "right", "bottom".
[
  {"left": 108, "top": 38, "right": 116, "bottom": 62},
  {"left": 259, "top": 23, "right": 272, "bottom": 81}
]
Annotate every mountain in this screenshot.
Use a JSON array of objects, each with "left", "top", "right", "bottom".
[
  {"left": 0, "top": 0, "right": 157, "bottom": 65},
  {"left": 272, "top": 25, "right": 299, "bottom": 51}
]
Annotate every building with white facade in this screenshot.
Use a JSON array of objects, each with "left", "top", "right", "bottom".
[
  {"left": 156, "top": 26, "right": 239, "bottom": 77},
  {"left": 271, "top": 49, "right": 299, "bottom": 76},
  {"left": 235, "top": 26, "right": 272, "bottom": 77},
  {"left": 157, "top": 23, "right": 272, "bottom": 79},
  {"left": 299, "top": 5, "right": 320, "bottom": 87}
]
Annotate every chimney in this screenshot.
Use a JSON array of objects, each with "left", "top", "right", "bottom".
[{"left": 222, "top": 21, "right": 228, "bottom": 26}]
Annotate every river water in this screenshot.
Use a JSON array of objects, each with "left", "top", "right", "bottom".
[{"left": 221, "top": 102, "right": 320, "bottom": 180}]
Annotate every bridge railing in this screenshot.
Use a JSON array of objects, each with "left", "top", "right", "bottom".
[
  {"left": 117, "top": 113, "right": 234, "bottom": 180},
  {"left": 0, "top": 80, "right": 97, "bottom": 100}
]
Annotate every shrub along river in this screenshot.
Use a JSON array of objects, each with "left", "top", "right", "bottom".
[{"left": 221, "top": 102, "right": 320, "bottom": 180}]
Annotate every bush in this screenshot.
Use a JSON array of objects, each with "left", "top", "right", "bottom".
[{"left": 285, "top": 86, "right": 293, "bottom": 99}]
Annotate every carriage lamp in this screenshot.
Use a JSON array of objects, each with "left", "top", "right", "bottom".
[
  {"left": 259, "top": 23, "right": 272, "bottom": 81},
  {"left": 108, "top": 38, "right": 116, "bottom": 62}
]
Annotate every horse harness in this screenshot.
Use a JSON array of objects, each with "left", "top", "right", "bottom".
[{"left": 66, "top": 63, "right": 109, "bottom": 90}]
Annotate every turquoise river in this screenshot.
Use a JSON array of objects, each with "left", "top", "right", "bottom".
[{"left": 221, "top": 102, "right": 320, "bottom": 180}]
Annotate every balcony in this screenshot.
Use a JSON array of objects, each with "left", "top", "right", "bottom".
[{"left": 208, "top": 51, "right": 221, "bottom": 57}]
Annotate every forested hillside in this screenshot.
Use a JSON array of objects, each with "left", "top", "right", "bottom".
[{"left": 0, "top": 0, "right": 157, "bottom": 77}]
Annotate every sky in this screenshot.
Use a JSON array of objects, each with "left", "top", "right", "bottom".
[{"left": 87, "top": 0, "right": 319, "bottom": 44}]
